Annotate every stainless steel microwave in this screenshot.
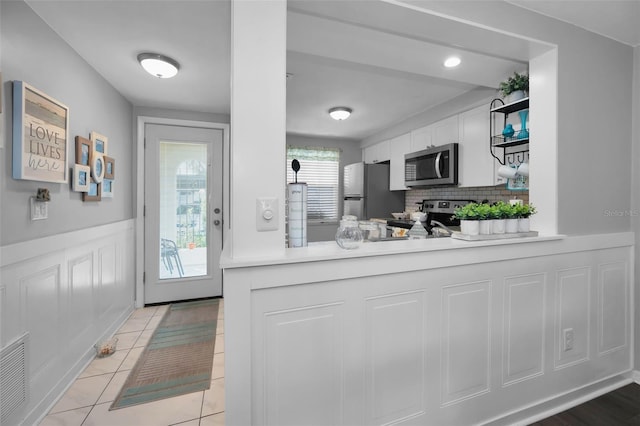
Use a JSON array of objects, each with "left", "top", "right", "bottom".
[{"left": 404, "top": 143, "right": 459, "bottom": 187}]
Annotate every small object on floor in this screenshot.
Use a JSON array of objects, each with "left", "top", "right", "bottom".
[{"left": 95, "top": 337, "right": 118, "bottom": 358}]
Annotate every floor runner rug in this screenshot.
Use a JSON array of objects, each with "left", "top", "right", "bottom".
[{"left": 110, "top": 298, "right": 219, "bottom": 410}]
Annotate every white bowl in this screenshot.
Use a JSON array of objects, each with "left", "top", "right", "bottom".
[{"left": 391, "top": 212, "right": 407, "bottom": 220}]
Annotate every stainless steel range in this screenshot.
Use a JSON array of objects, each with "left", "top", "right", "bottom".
[{"left": 387, "top": 199, "right": 475, "bottom": 236}]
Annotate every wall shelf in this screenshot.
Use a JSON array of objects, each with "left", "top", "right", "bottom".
[{"left": 489, "top": 97, "right": 529, "bottom": 166}]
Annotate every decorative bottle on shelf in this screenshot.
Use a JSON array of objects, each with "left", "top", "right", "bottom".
[
  {"left": 517, "top": 110, "right": 529, "bottom": 139},
  {"left": 502, "top": 124, "right": 515, "bottom": 140}
]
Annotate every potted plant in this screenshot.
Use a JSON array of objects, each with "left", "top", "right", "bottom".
[
  {"left": 499, "top": 71, "right": 529, "bottom": 103},
  {"left": 515, "top": 203, "right": 537, "bottom": 232},
  {"left": 453, "top": 203, "right": 480, "bottom": 236},
  {"left": 504, "top": 203, "right": 520, "bottom": 233},
  {"left": 475, "top": 203, "right": 493, "bottom": 235},
  {"left": 490, "top": 201, "right": 509, "bottom": 234}
]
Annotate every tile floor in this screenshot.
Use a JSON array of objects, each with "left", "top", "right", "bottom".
[{"left": 39, "top": 299, "right": 225, "bottom": 426}]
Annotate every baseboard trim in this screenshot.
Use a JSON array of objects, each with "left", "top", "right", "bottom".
[
  {"left": 631, "top": 370, "right": 640, "bottom": 384},
  {"left": 26, "top": 306, "right": 133, "bottom": 426},
  {"left": 484, "top": 374, "right": 633, "bottom": 426}
]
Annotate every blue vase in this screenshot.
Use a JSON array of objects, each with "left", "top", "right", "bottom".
[
  {"left": 517, "top": 110, "right": 529, "bottom": 139},
  {"left": 502, "top": 124, "right": 515, "bottom": 139}
]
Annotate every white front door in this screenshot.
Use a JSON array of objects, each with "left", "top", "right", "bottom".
[{"left": 144, "top": 123, "right": 223, "bottom": 304}]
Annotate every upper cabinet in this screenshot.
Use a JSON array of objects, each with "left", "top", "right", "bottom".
[
  {"left": 458, "top": 105, "right": 494, "bottom": 187},
  {"left": 410, "top": 115, "right": 459, "bottom": 152},
  {"left": 389, "top": 133, "right": 411, "bottom": 191},
  {"left": 432, "top": 115, "right": 459, "bottom": 147},
  {"left": 410, "top": 125, "right": 432, "bottom": 152},
  {"left": 363, "top": 140, "right": 390, "bottom": 164}
]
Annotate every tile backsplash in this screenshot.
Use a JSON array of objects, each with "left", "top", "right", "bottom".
[{"left": 405, "top": 186, "right": 529, "bottom": 212}]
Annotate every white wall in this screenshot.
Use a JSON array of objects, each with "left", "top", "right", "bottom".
[
  {"left": 398, "top": 0, "right": 634, "bottom": 236},
  {"left": 0, "top": 221, "right": 135, "bottom": 425},
  {"left": 286, "top": 134, "right": 361, "bottom": 241},
  {"left": 631, "top": 45, "right": 640, "bottom": 370},
  {"left": 229, "top": 0, "right": 287, "bottom": 258},
  {"left": 1, "top": 0, "right": 134, "bottom": 245}
]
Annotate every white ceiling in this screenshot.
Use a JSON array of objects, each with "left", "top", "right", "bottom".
[
  {"left": 508, "top": 1, "right": 640, "bottom": 47},
  {"left": 24, "top": 0, "right": 639, "bottom": 141}
]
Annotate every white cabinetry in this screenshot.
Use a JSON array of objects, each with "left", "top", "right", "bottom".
[
  {"left": 410, "top": 125, "right": 432, "bottom": 152},
  {"left": 458, "top": 105, "right": 495, "bottom": 187},
  {"left": 389, "top": 133, "right": 411, "bottom": 191},
  {"left": 432, "top": 115, "right": 459, "bottom": 146},
  {"left": 363, "top": 140, "right": 390, "bottom": 164}
]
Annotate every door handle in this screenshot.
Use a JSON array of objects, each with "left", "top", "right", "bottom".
[
  {"left": 214, "top": 208, "right": 221, "bottom": 214},
  {"left": 213, "top": 220, "right": 221, "bottom": 226}
]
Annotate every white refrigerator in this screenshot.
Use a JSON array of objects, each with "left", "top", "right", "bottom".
[{"left": 343, "top": 162, "right": 404, "bottom": 220}]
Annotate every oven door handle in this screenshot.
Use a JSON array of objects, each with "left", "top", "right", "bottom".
[{"left": 435, "top": 152, "right": 443, "bottom": 178}]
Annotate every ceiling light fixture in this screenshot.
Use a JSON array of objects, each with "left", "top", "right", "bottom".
[
  {"left": 443, "top": 56, "right": 461, "bottom": 68},
  {"left": 329, "top": 107, "right": 352, "bottom": 121},
  {"left": 137, "top": 53, "right": 180, "bottom": 78}
]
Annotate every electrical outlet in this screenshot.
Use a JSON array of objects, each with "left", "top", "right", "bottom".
[
  {"left": 30, "top": 198, "right": 48, "bottom": 221},
  {"left": 563, "top": 328, "right": 574, "bottom": 351}
]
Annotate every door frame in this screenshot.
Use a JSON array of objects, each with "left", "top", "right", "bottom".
[{"left": 135, "top": 116, "right": 230, "bottom": 308}]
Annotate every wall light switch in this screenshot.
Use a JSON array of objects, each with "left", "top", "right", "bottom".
[
  {"left": 256, "top": 197, "right": 278, "bottom": 231},
  {"left": 30, "top": 198, "right": 48, "bottom": 221}
]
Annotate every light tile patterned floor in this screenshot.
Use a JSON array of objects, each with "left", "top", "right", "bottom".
[{"left": 39, "top": 299, "right": 225, "bottom": 426}]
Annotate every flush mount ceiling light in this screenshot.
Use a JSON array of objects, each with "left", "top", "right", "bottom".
[
  {"left": 443, "top": 56, "right": 461, "bottom": 68},
  {"left": 137, "top": 53, "right": 180, "bottom": 78},
  {"left": 329, "top": 107, "right": 352, "bottom": 121}
]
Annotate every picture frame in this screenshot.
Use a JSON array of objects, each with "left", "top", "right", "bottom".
[
  {"left": 104, "top": 156, "right": 115, "bottom": 179},
  {"left": 90, "top": 131, "right": 108, "bottom": 155},
  {"left": 75, "top": 136, "right": 93, "bottom": 166},
  {"left": 91, "top": 153, "right": 105, "bottom": 183},
  {"left": 102, "top": 179, "right": 114, "bottom": 198},
  {"left": 83, "top": 180, "right": 101, "bottom": 201},
  {"left": 72, "top": 164, "right": 91, "bottom": 192},
  {"left": 12, "top": 81, "right": 69, "bottom": 183}
]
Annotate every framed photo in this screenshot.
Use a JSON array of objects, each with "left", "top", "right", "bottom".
[
  {"left": 83, "top": 180, "right": 101, "bottom": 201},
  {"left": 102, "top": 179, "right": 114, "bottom": 198},
  {"left": 75, "top": 136, "right": 93, "bottom": 166},
  {"left": 90, "top": 131, "right": 108, "bottom": 155},
  {"left": 104, "top": 156, "right": 115, "bottom": 179},
  {"left": 72, "top": 164, "right": 91, "bottom": 192},
  {"left": 91, "top": 153, "right": 105, "bottom": 183},
  {"left": 12, "top": 81, "right": 69, "bottom": 183}
]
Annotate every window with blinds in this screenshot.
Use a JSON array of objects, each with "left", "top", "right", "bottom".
[{"left": 286, "top": 147, "right": 340, "bottom": 223}]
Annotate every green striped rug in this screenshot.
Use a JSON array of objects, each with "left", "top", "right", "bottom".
[{"left": 110, "top": 298, "right": 220, "bottom": 410}]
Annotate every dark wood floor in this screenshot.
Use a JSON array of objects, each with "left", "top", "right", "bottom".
[{"left": 529, "top": 383, "right": 640, "bottom": 425}]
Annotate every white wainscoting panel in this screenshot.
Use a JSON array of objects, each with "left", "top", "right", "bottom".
[
  {"left": 0, "top": 220, "right": 135, "bottom": 426},
  {"left": 441, "top": 281, "right": 491, "bottom": 406},
  {"left": 264, "top": 302, "right": 345, "bottom": 426},
  {"left": 365, "top": 291, "right": 425, "bottom": 424},
  {"left": 555, "top": 267, "right": 591, "bottom": 369},
  {"left": 598, "top": 262, "right": 628, "bottom": 356},
  {"left": 502, "top": 273, "right": 546, "bottom": 386}
]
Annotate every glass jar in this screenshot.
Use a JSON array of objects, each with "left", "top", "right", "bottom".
[{"left": 335, "top": 215, "right": 363, "bottom": 249}]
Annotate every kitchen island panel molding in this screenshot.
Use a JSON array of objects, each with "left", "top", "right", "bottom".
[
  {"left": 597, "top": 261, "right": 628, "bottom": 356},
  {"left": 223, "top": 234, "right": 633, "bottom": 425},
  {"left": 554, "top": 267, "right": 591, "bottom": 370},
  {"left": 365, "top": 291, "right": 426, "bottom": 424},
  {"left": 502, "top": 273, "right": 546, "bottom": 387}
]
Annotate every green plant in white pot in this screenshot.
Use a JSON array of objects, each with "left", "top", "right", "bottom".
[
  {"left": 453, "top": 203, "right": 480, "bottom": 236},
  {"left": 490, "top": 201, "right": 509, "bottom": 234},
  {"left": 499, "top": 71, "right": 529, "bottom": 103},
  {"left": 475, "top": 203, "right": 493, "bottom": 235},
  {"left": 515, "top": 203, "right": 537, "bottom": 232},
  {"left": 504, "top": 203, "right": 520, "bottom": 233}
]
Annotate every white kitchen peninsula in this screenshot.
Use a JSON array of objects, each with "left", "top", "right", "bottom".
[{"left": 221, "top": 233, "right": 633, "bottom": 425}]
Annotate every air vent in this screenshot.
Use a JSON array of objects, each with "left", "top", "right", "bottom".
[{"left": 1, "top": 333, "right": 29, "bottom": 424}]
